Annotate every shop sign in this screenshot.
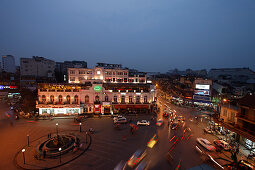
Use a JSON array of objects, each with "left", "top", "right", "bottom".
[{"left": 94, "top": 85, "right": 101, "bottom": 91}]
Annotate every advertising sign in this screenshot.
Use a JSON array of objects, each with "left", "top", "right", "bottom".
[
  {"left": 194, "top": 90, "right": 210, "bottom": 96},
  {"left": 195, "top": 84, "right": 210, "bottom": 90}
]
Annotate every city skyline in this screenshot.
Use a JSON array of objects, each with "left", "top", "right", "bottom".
[{"left": 1, "top": 0, "right": 255, "bottom": 72}]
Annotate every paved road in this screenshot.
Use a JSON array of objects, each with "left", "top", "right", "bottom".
[{"left": 147, "top": 93, "right": 221, "bottom": 170}]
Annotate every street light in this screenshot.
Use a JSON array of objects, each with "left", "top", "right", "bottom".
[
  {"left": 59, "top": 148, "right": 62, "bottom": 163},
  {"left": 79, "top": 123, "right": 82, "bottom": 132},
  {"left": 86, "top": 132, "right": 88, "bottom": 144},
  {"left": 27, "top": 134, "right": 29, "bottom": 147},
  {"left": 56, "top": 123, "right": 59, "bottom": 136},
  {"left": 22, "top": 149, "right": 26, "bottom": 164}
]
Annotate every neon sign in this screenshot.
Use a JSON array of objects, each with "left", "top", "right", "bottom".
[{"left": 93, "top": 85, "right": 101, "bottom": 91}]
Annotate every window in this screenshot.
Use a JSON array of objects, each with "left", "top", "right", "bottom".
[
  {"left": 124, "top": 78, "right": 127, "bottom": 82},
  {"left": 97, "top": 70, "right": 101, "bottom": 75},
  {"left": 70, "top": 77, "right": 75, "bottom": 81},
  {"left": 112, "top": 78, "right": 115, "bottom": 82},
  {"left": 79, "top": 71, "right": 85, "bottom": 74},
  {"left": 114, "top": 96, "right": 117, "bottom": 102},
  {"left": 95, "top": 95, "right": 99, "bottom": 102},
  {"left": 223, "top": 109, "right": 227, "bottom": 116},
  {"left": 70, "top": 70, "right": 75, "bottom": 74},
  {"left": 105, "top": 96, "right": 108, "bottom": 101},
  {"left": 121, "top": 96, "right": 125, "bottom": 103},
  {"left": 129, "top": 96, "right": 132, "bottom": 103},
  {"left": 85, "top": 95, "right": 89, "bottom": 103},
  {"left": 113, "top": 72, "right": 115, "bottom": 75},
  {"left": 144, "top": 96, "right": 147, "bottom": 103},
  {"left": 124, "top": 72, "right": 128, "bottom": 75},
  {"left": 66, "top": 95, "right": 70, "bottom": 104},
  {"left": 136, "top": 96, "right": 140, "bottom": 103},
  {"left": 87, "top": 71, "right": 92, "bottom": 74},
  {"left": 50, "top": 95, "right": 54, "bottom": 102},
  {"left": 74, "top": 95, "right": 79, "bottom": 104},
  {"left": 42, "top": 95, "right": 46, "bottom": 103},
  {"left": 58, "top": 95, "right": 63, "bottom": 103}
]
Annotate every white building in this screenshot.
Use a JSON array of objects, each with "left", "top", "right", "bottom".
[
  {"left": 2, "top": 55, "right": 16, "bottom": 73},
  {"left": 68, "top": 63, "right": 147, "bottom": 84},
  {"left": 36, "top": 83, "right": 155, "bottom": 116}
]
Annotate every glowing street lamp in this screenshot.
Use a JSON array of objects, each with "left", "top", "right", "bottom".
[
  {"left": 59, "top": 148, "right": 62, "bottom": 163},
  {"left": 56, "top": 123, "right": 59, "bottom": 136},
  {"left": 22, "top": 149, "right": 26, "bottom": 164},
  {"left": 79, "top": 123, "right": 82, "bottom": 132}
]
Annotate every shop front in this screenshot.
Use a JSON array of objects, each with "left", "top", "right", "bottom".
[
  {"left": 94, "top": 104, "right": 101, "bottom": 114},
  {"left": 39, "top": 107, "right": 80, "bottom": 116},
  {"left": 102, "top": 102, "right": 111, "bottom": 114}
]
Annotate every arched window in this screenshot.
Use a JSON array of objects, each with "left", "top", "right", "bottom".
[
  {"left": 50, "top": 95, "right": 54, "bottom": 102},
  {"left": 58, "top": 95, "right": 63, "bottom": 103},
  {"left": 121, "top": 96, "right": 125, "bottom": 103},
  {"left": 114, "top": 96, "right": 117, "bottom": 103},
  {"left": 95, "top": 95, "right": 99, "bottom": 102},
  {"left": 85, "top": 95, "right": 89, "bottom": 103},
  {"left": 129, "top": 96, "right": 132, "bottom": 103},
  {"left": 144, "top": 96, "right": 147, "bottom": 103},
  {"left": 66, "top": 95, "right": 70, "bottom": 104},
  {"left": 136, "top": 95, "right": 140, "bottom": 103},
  {"left": 42, "top": 95, "right": 46, "bottom": 103},
  {"left": 105, "top": 95, "right": 108, "bottom": 102},
  {"left": 74, "top": 95, "right": 78, "bottom": 104}
]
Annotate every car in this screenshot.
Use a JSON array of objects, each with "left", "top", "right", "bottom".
[
  {"left": 213, "top": 140, "right": 231, "bottom": 150},
  {"left": 204, "top": 127, "right": 213, "bottom": 134},
  {"left": 135, "top": 160, "right": 149, "bottom": 170},
  {"left": 171, "top": 122, "right": 179, "bottom": 130},
  {"left": 126, "top": 149, "right": 147, "bottom": 168},
  {"left": 240, "top": 160, "right": 254, "bottom": 170},
  {"left": 196, "top": 138, "right": 216, "bottom": 151},
  {"left": 113, "top": 115, "right": 123, "bottom": 121},
  {"left": 156, "top": 119, "right": 163, "bottom": 126},
  {"left": 114, "top": 117, "right": 127, "bottom": 124},
  {"left": 147, "top": 134, "right": 158, "bottom": 148},
  {"left": 114, "top": 160, "right": 125, "bottom": 170},
  {"left": 178, "top": 115, "right": 185, "bottom": 121},
  {"left": 137, "top": 120, "right": 150, "bottom": 126}
]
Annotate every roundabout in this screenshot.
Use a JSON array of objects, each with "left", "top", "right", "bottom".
[{"left": 14, "top": 130, "right": 92, "bottom": 170}]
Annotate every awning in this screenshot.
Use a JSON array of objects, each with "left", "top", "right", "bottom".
[{"left": 113, "top": 104, "right": 149, "bottom": 109}]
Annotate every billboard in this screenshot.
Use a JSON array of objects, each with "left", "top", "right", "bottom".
[
  {"left": 195, "top": 84, "right": 210, "bottom": 90},
  {"left": 194, "top": 90, "right": 210, "bottom": 96}
]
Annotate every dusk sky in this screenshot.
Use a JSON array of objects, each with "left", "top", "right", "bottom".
[{"left": 1, "top": 0, "right": 255, "bottom": 72}]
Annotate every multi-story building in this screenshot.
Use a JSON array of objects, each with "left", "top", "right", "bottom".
[
  {"left": 193, "top": 78, "right": 213, "bottom": 105},
  {"left": 2, "top": 55, "right": 16, "bottom": 73},
  {"left": 55, "top": 60, "right": 87, "bottom": 82},
  {"left": 68, "top": 63, "right": 147, "bottom": 84},
  {"left": 237, "top": 93, "right": 255, "bottom": 148},
  {"left": 36, "top": 82, "right": 155, "bottom": 116},
  {"left": 20, "top": 56, "right": 55, "bottom": 90}
]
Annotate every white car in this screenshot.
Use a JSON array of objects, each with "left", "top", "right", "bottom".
[
  {"left": 196, "top": 138, "right": 216, "bottom": 151},
  {"left": 113, "top": 115, "right": 123, "bottom": 121},
  {"left": 114, "top": 117, "right": 127, "bottom": 124},
  {"left": 137, "top": 120, "right": 150, "bottom": 126}
]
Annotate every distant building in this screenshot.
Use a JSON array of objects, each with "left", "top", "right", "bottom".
[
  {"left": 20, "top": 56, "right": 55, "bottom": 90},
  {"left": 2, "top": 55, "right": 16, "bottom": 73},
  {"left": 55, "top": 60, "right": 87, "bottom": 82},
  {"left": 208, "top": 68, "right": 255, "bottom": 84}
]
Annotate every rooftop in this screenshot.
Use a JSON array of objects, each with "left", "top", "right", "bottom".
[{"left": 238, "top": 93, "right": 255, "bottom": 109}]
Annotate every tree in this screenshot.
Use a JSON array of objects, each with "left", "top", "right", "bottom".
[{"left": 20, "top": 88, "right": 37, "bottom": 114}]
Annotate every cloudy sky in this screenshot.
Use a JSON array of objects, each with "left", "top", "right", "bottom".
[{"left": 0, "top": 0, "right": 255, "bottom": 72}]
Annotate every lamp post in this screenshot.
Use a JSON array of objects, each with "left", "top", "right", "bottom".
[
  {"left": 56, "top": 123, "right": 58, "bottom": 136},
  {"left": 79, "top": 123, "right": 82, "bottom": 132},
  {"left": 86, "top": 132, "right": 88, "bottom": 144},
  {"left": 27, "top": 134, "right": 29, "bottom": 147},
  {"left": 59, "top": 148, "right": 62, "bottom": 163},
  {"left": 22, "top": 149, "right": 26, "bottom": 164}
]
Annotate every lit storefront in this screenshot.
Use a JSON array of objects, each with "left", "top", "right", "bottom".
[{"left": 39, "top": 108, "right": 80, "bottom": 116}]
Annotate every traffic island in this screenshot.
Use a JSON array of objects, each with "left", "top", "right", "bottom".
[{"left": 14, "top": 130, "right": 92, "bottom": 170}]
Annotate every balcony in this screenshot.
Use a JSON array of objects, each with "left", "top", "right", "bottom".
[
  {"left": 112, "top": 102, "right": 118, "bottom": 104},
  {"left": 128, "top": 102, "right": 134, "bottom": 104},
  {"left": 120, "top": 102, "right": 126, "bottom": 104}
]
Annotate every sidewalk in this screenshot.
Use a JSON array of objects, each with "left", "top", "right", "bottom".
[{"left": 15, "top": 130, "right": 92, "bottom": 169}]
